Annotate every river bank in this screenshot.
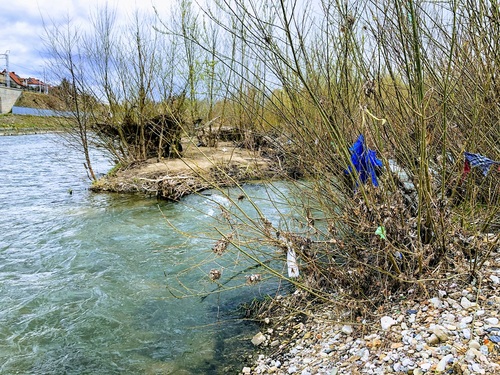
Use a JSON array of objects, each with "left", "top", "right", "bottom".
[
  {"left": 242, "top": 243, "right": 500, "bottom": 374},
  {"left": 91, "top": 140, "right": 280, "bottom": 200},
  {"left": 5, "top": 126, "right": 498, "bottom": 374},
  {"left": 0, "top": 113, "right": 64, "bottom": 134},
  {"left": 0, "top": 127, "right": 62, "bottom": 136}
]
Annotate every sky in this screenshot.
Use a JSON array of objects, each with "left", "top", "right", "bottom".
[{"left": 0, "top": 0, "right": 176, "bottom": 81}]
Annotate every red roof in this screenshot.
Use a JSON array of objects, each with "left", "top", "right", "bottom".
[
  {"left": 1, "top": 70, "right": 25, "bottom": 87},
  {"left": 26, "top": 77, "right": 42, "bottom": 85},
  {"left": 2, "top": 70, "right": 46, "bottom": 88},
  {"left": 8, "top": 71, "right": 24, "bottom": 87}
]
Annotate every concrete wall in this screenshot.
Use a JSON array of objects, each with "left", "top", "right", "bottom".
[{"left": 0, "top": 87, "right": 23, "bottom": 114}]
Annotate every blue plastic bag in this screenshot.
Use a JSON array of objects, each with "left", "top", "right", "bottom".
[{"left": 346, "top": 135, "right": 383, "bottom": 186}]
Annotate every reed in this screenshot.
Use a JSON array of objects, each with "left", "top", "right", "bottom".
[
  {"left": 45, "top": 0, "right": 499, "bottom": 313},
  {"left": 182, "top": 0, "right": 499, "bottom": 313}
]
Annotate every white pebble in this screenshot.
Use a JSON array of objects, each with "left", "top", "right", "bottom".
[
  {"left": 358, "top": 348, "right": 370, "bottom": 362},
  {"left": 251, "top": 332, "right": 266, "bottom": 346},
  {"left": 471, "top": 362, "right": 484, "bottom": 374},
  {"left": 381, "top": 316, "right": 397, "bottom": 330},
  {"left": 341, "top": 325, "right": 353, "bottom": 334},
  {"left": 461, "top": 297, "right": 473, "bottom": 309},
  {"left": 402, "top": 358, "right": 414, "bottom": 367},
  {"left": 420, "top": 362, "right": 432, "bottom": 370},
  {"left": 429, "top": 297, "right": 443, "bottom": 309},
  {"left": 462, "top": 328, "right": 471, "bottom": 340},
  {"left": 461, "top": 316, "right": 473, "bottom": 325},
  {"left": 479, "top": 345, "right": 489, "bottom": 355},
  {"left": 469, "top": 340, "right": 481, "bottom": 349},
  {"left": 436, "top": 354, "right": 453, "bottom": 372},
  {"left": 485, "top": 317, "right": 499, "bottom": 325}
]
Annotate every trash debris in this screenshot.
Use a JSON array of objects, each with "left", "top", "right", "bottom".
[
  {"left": 287, "top": 247, "right": 300, "bottom": 278},
  {"left": 212, "top": 234, "right": 233, "bottom": 255},
  {"left": 346, "top": 134, "right": 383, "bottom": 186},
  {"left": 277, "top": 232, "right": 305, "bottom": 279},
  {"left": 246, "top": 274, "right": 262, "bottom": 285},
  {"left": 375, "top": 226, "right": 387, "bottom": 240},
  {"left": 489, "top": 335, "right": 500, "bottom": 344},
  {"left": 209, "top": 269, "right": 221, "bottom": 281},
  {"left": 463, "top": 152, "right": 500, "bottom": 177}
]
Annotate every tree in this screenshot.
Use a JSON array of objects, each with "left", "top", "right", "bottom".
[{"left": 42, "top": 16, "right": 97, "bottom": 181}]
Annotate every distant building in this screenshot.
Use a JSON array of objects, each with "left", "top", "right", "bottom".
[
  {"left": 0, "top": 70, "right": 49, "bottom": 93},
  {"left": 0, "top": 70, "right": 24, "bottom": 88},
  {"left": 25, "top": 77, "right": 48, "bottom": 93}
]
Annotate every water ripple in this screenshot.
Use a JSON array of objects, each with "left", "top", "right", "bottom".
[{"left": 0, "top": 134, "right": 273, "bottom": 374}]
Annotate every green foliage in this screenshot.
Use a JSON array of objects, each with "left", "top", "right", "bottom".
[
  {"left": 106, "top": 163, "right": 123, "bottom": 177},
  {"left": 0, "top": 114, "right": 65, "bottom": 131}
]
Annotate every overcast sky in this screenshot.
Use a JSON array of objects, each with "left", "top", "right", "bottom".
[{"left": 0, "top": 0, "right": 175, "bottom": 80}]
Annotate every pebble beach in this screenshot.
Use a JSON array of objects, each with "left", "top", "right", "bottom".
[{"left": 242, "top": 245, "right": 500, "bottom": 374}]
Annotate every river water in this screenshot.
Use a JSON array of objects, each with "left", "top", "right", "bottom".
[{"left": 0, "top": 134, "right": 293, "bottom": 374}]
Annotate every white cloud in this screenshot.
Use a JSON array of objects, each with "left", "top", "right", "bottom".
[{"left": 0, "top": 0, "right": 176, "bottom": 78}]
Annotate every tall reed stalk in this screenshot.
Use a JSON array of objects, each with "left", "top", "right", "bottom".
[
  {"left": 172, "top": 0, "right": 499, "bottom": 311},
  {"left": 47, "top": 0, "right": 499, "bottom": 312}
]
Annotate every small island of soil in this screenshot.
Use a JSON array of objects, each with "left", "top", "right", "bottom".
[{"left": 90, "top": 140, "right": 279, "bottom": 200}]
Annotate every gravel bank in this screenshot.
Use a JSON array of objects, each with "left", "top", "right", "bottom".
[{"left": 242, "top": 244, "right": 500, "bottom": 374}]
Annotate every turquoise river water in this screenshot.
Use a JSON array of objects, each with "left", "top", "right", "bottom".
[{"left": 0, "top": 134, "right": 293, "bottom": 374}]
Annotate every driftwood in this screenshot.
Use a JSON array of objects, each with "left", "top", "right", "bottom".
[
  {"left": 93, "top": 113, "right": 183, "bottom": 159},
  {"left": 156, "top": 175, "right": 207, "bottom": 201},
  {"left": 195, "top": 118, "right": 243, "bottom": 147}
]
